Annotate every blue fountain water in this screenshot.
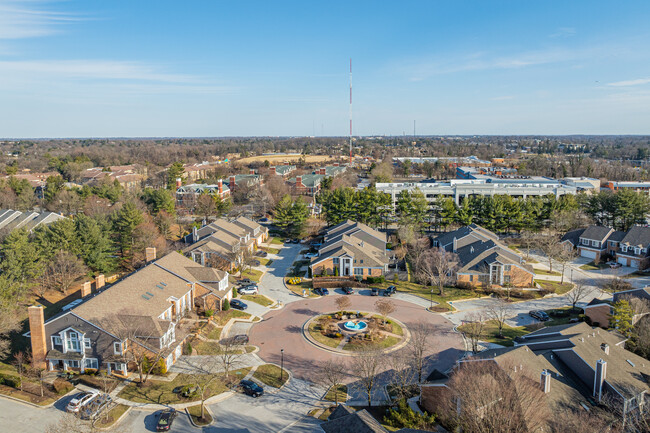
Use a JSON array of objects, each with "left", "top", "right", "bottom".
[{"left": 343, "top": 320, "right": 368, "bottom": 331}]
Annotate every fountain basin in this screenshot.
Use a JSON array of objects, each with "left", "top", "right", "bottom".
[{"left": 343, "top": 320, "right": 368, "bottom": 332}]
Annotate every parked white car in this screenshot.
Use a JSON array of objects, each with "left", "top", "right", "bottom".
[
  {"left": 238, "top": 285, "right": 259, "bottom": 295},
  {"left": 66, "top": 390, "right": 100, "bottom": 413},
  {"left": 304, "top": 252, "right": 318, "bottom": 258}
]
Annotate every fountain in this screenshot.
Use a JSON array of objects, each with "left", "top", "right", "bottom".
[{"left": 343, "top": 320, "right": 368, "bottom": 332}]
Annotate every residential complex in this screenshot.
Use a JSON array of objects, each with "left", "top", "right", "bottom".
[
  {"left": 0, "top": 208, "right": 66, "bottom": 234},
  {"left": 310, "top": 220, "right": 389, "bottom": 278},
  {"left": 431, "top": 224, "right": 535, "bottom": 288},
  {"left": 563, "top": 224, "right": 650, "bottom": 268},
  {"left": 25, "top": 250, "right": 231, "bottom": 375},
  {"left": 422, "top": 323, "right": 650, "bottom": 426}
]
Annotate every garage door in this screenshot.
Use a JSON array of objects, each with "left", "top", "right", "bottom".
[
  {"left": 581, "top": 249, "right": 597, "bottom": 259},
  {"left": 630, "top": 259, "right": 639, "bottom": 268},
  {"left": 618, "top": 256, "right": 627, "bottom": 267}
]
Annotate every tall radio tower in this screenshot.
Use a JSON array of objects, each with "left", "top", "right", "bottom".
[{"left": 349, "top": 58, "right": 352, "bottom": 166}]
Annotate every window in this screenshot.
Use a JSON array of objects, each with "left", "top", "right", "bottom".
[
  {"left": 66, "top": 331, "right": 81, "bottom": 352},
  {"left": 354, "top": 268, "right": 363, "bottom": 275},
  {"left": 333, "top": 258, "right": 339, "bottom": 265},
  {"left": 469, "top": 275, "right": 474, "bottom": 282},
  {"left": 504, "top": 275, "right": 511, "bottom": 284},
  {"left": 635, "top": 248, "right": 641, "bottom": 255},
  {"left": 360, "top": 259, "right": 364, "bottom": 264},
  {"left": 504, "top": 265, "right": 511, "bottom": 271},
  {"left": 84, "top": 358, "right": 98, "bottom": 369},
  {"left": 52, "top": 336, "right": 62, "bottom": 346},
  {"left": 84, "top": 338, "right": 91, "bottom": 349},
  {"left": 622, "top": 246, "right": 628, "bottom": 252},
  {"left": 114, "top": 342, "right": 123, "bottom": 355},
  {"left": 592, "top": 240, "right": 598, "bottom": 247},
  {"left": 68, "top": 360, "right": 79, "bottom": 368}
]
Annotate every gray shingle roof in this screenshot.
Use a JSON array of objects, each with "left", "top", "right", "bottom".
[
  {"left": 580, "top": 225, "right": 613, "bottom": 242},
  {"left": 620, "top": 225, "right": 650, "bottom": 247},
  {"left": 321, "top": 407, "right": 387, "bottom": 433}
]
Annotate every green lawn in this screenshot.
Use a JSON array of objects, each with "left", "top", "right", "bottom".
[
  {"left": 372, "top": 315, "right": 403, "bottom": 336},
  {"left": 458, "top": 320, "right": 529, "bottom": 347},
  {"left": 240, "top": 268, "right": 263, "bottom": 282},
  {"left": 536, "top": 280, "right": 574, "bottom": 295},
  {"left": 258, "top": 258, "right": 271, "bottom": 266},
  {"left": 623, "top": 270, "right": 650, "bottom": 278},
  {"left": 308, "top": 320, "right": 343, "bottom": 348},
  {"left": 252, "top": 364, "right": 289, "bottom": 388},
  {"left": 118, "top": 369, "right": 251, "bottom": 404},
  {"left": 213, "top": 309, "right": 251, "bottom": 326},
  {"left": 580, "top": 261, "right": 609, "bottom": 271},
  {"left": 543, "top": 306, "right": 584, "bottom": 327},
  {"left": 287, "top": 280, "right": 319, "bottom": 298},
  {"left": 270, "top": 237, "right": 284, "bottom": 245},
  {"left": 344, "top": 335, "right": 401, "bottom": 351},
  {"left": 192, "top": 340, "right": 221, "bottom": 355},
  {"left": 375, "top": 281, "right": 480, "bottom": 309},
  {"left": 94, "top": 404, "right": 129, "bottom": 429},
  {"left": 241, "top": 294, "right": 274, "bottom": 307},
  {"left": 324, "top": 384, "right": 348, "bottom": 402},
  {"left": 205, "top": 324, "right": 222, "bottom": 341},
  {"left": 266, "top": 247, "right": 281, "bottom": 254},
  {"left": 533, "top": 268, "right": 562, "bottom": 276},
  {"left": 187, "top": 404, "right": 213, "bottom": 425}
]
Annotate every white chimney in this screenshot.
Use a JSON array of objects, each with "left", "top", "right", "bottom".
[
  {"left": 192, "top": 226, "right": 198, "bottom": 243},
  {"left": 594, "top": 359, "right": 607, "bottom": 402},
  {"left": 453, "top": 237, "right": 457, "bottom": 253},
  {"left": 601, "top": 343, "right": 609, "bottom": 355},
  {"left": 541, "top": 370, "right": 551, "bottom": 393}
]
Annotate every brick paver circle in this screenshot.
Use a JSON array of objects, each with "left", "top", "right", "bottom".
[{"left": 249, "top": 295, "right": 465, "bottom": 382}]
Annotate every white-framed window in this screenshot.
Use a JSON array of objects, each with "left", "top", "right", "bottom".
[
  {"left": 592, "top": 240, "right": 598, "bottom": 247},
  {"left": 354, "top": 268, "right": 363, "bottom": 275},
  {"left": 333, "top": 258, "right": 339, "bottom": 265},
  {"left": 68, "top": 360, "right": 79, "bottom": 368},
  {"left": 622, "top": 246, "right": 628, "bottom": 252},
  {"left": 52, "top": 335, "right": 62, "bottom": 346},
  {"left": 635, "top": 248, "right": 641, "bottom": 255},
  {"left": 84, "top": 338, "right": 91, "bottom": 349},
  {"left": 84, "top": 358, "right": 98, "bottom": 369},
  {"left": 114, "top": 342, "right": 123, "bottom": 355},
  {"left": 66, "top": 330, "right": 81, "bottom": 352},
  {"left": 504, "top": 265, "right": 511, "bottom": 271}
]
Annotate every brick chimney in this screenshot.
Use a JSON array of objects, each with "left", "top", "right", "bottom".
[
  {"left": 270, "top": 167, "right": 276, "bottom": 175},
  {"left": 249, "top": 169, "right": 255, "bottom": 175},
  {"left": 333, "top": 162, "right": 339, "bottom": 167},
  {"left": 145, "top": 247, "right": 157, "bottom": 263},
  {"left": 594, "top": 359, "right": 607, "bottom": 402},
  {"left": 296, "top": 176, "right": 302, "bottom": 187},
  {"left": 540, "top": 370, "right": 551, "bottom": 393},
  {"left": 175, "top": 178, "right": 182, "bottom": 189},
  {"left": 319, "top": 168, "right": 326, "bottom": 175},
  {"left": 95, "top": 274, "right": 105, "bottom": 290},
  {"left": 80, "top": 281, "right": 92, "bottom": 298},
  {"left": 28, "top": 306, "right": 47, "bottom": 369},
  {"left": 218, "top": 179, "right": 223, "bottom": 195},
  {"left": 229, "top": 176, "right": 236, "bottom": 190}
]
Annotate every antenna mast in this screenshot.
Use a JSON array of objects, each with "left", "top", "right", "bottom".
[{"left": 349, "top": 58, "right": 352, "bottom": 166}]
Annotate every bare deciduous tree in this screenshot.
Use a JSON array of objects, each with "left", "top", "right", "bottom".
[
  {"left": 13, "top": 351, "right": 26, "bottom": 391},
  {"left": 319, "top": 360, "right": 347, "bottom": 405},
  {"left": 566, "top": 282, "right": 589, "bottom": 312},
  {"left": 182, "top": 357, "right": 221, "bottom": 422},
  {"left": 215, "top": 338, "right": 244, "bottom": 378},
  {"left": 45, "top": 250, "right": 88, "bottom": 295},
  {"left": 374, "top": 299, "right": 395, "bottom": 325},
  {"left": 536, "top": 232, "right": 563, "bottom": 272},
  {"left": 410, "top": 321, "right": 434, "bottom": 383},
  {"left": 195, "top": 194, "right": 217, "bottom": 221},
  {"left": 349, "top": 347, "right": 382, "bottom": 406},
  {"left": 463, "top": 313, "right": 486, "bottom": 353},
  {"left": 548, "top": 409, "right": 615, "bottom": 433},
  {"left": 388, "top": 350, "right": 416, "bottom": 402},
  {"left": 416, "top": 247, "right": 459, "bottom": 296},
  {"left": 438, "top": 360, "right": 551, "bottom": 433},
  {"left": 486, "top": 300, "right": 511, "bottom": 338}
]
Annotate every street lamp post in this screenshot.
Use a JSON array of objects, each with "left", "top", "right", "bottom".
[
  {"left": 280, "top": 349, "right": 284, "bottom": 382},
  {"left": 430, "top": 289, "right": 434, "bottom": 310}
]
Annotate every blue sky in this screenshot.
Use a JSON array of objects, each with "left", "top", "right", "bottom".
[{"left": 2, "top": 0, "right": 650, "bottom": 137}]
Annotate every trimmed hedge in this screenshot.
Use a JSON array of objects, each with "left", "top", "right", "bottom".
[{"left": 0, "top": 372, "right": 21, "bottom": 389}]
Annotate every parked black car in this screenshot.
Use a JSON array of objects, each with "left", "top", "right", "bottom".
[
  {"left": 257, "top": 251, "right": 268, "bottom": 257},
  {"left": 342, "top": 287, "right": 354, "bottom": 295},
  {"left": 230, "top": 299, "right": 248, "bottom": 310},
  {"left": 529, "top": 310, "right": 550, "bottom": 321},
  {"left": 383, "top": 286, "right": 396, "bottom": 297},
  {"left": 240, "top": 379, "right": 264, "bottom": 398},
  {"left": 370, "top": 287, "right": 379, "bottom": 296},
  {"left": 314, "top": 287, "right": 329, "bottom": 296},
  {"left": 156, "top": 409, "right": 177, "bottom": 432}
]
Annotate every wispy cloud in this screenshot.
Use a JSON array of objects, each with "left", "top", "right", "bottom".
[
  {"left": 0, "top": 0, "right": 84, "bottom": 40},
  {"left": 549, "top": 27, "right": 576, "bottom": 38},
  {"left": 607, "top": 77, "right": 650, "bottom": 87},
  {"left": 491, "top": 95, "right": 516, "bottom": 101},
  {"left": 0, "top": 60, "right": 198, "bottom": 83},
  {"left": 402, "top": 48, "right": 575, "bottom": 81}
]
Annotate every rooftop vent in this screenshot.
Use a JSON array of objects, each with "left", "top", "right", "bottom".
[
  {"left": 145, "top": 291, "right": 155, "bottom": 298},
  {"left": 156, "top": 284, "right": 165, "bottom": 290},
  {"left": 627, "top": 360, "right": 636, "bottom": 367},
  {"left": 141, "top": 294, "right": 151, "bottom": 300}
]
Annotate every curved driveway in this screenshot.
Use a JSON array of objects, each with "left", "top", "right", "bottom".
[{"left": 249, "top": 294, "right": 464, "bottom": 383}]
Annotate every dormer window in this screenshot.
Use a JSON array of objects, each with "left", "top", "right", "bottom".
[
  {"left": 114, "top": 342, "right": 123, "bottom": 355},
  {"left": 65, "top": 330, "right": 81, "bottom": 352}
]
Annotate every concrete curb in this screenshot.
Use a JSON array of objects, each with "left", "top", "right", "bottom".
[
  {"left": 0, "top": 386, "right": 79, "bottom": 409},
  {"left": 248, "top": 363, "right": 293, "bottom": 394},
  {"left": 94, "top": 404, "right": 133, "bottom": 430},
  {"left": 185, "top": 404, "right": 214, "bottom": 429}
]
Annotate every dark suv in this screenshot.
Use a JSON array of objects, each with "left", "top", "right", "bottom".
[
  {"left": 240, "top": 379, "right": 264, "bottom": 398},
  {"left": 529, "top": 310, "right": 550, "bottom": 321},
  {"left": 383, "top": 286, "right": 396, "bottom": 297},
  {"left": 370, "top": 287, "right": 379, "bottom": 296}
]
